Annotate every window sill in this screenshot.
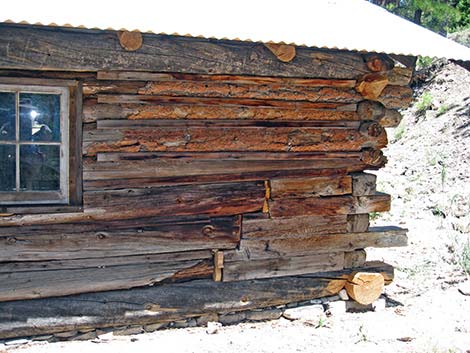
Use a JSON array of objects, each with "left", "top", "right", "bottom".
[{"left": 0, "top": 205, "right": 83, "bottom": 216}]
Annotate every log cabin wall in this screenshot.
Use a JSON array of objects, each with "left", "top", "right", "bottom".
[{"left": 0, "top": 24, "right": 411, "bottom": 304}]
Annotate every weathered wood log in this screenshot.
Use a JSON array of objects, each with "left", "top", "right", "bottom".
[
  {"left": 357, "top": 101, "right": 403, "bottom": 128},
  {"left": 376, "top": 85, "right": 413, "bottom": 109},
  {"left": 360, "top": 148, "right": 388, "bottom": 168},
  {"left": 242, "top": 215, "right": 348, "bottom": 240},
  {"left": 0, "top": 257, "right": 212, "bottom": 302},
  {"left": 225, "top": 226, "right": 407, "bottom": 261},
  {"left": 97, "top": 94, "right": 359, "bottom": 109},
  {"left": 0, "top": 216, "right": 240, "bottom": 261},
  {"left": 0, "top": 274, "right": 348, "bottom": 339},
  {"left": 269, "top": 175, "right": 352, "bottom": 199},
  {"left": 82, "top": 99, "right": 358, "bottom": 123},
  {"left": 386, "top": 67, "right": 413, "bottom": 86},
  {"left": 347, "top": 214, "right": 370, "bottom": 233},
  {"left": 268, "top": 193, "right": 390, "bottom": 218},
  {"left": 356, "top": 73, "right": 389, "bottom": 100},
  {"left": 0, "top": 183, "right": 263, "bottom": 226},
  {"left": 344, "top": 249, "right": 367, "bottom": 268},
  {"left": 82, "top": 182, "right": 264, "bottom": 215},
  {"left": 223, "top": 253, "right": 344, "bottom": 282},
  {"left": 96, "top": 151, "right": 366, "bottom": 162},
  {"left": 345, "top": 272, "right": 384, "bottom": 305},
  {"left": 133, "top": 80, "right": 362, "bottom": 103},
  {"left": 97, "top": 71, "right": 357, "bottom": 88},
  {"left": 364, "top": 54, "right": 394, "bottom": 72},
  {"left": 0, "top": 24, "right": 372, "bottom": 77},
  {"left": 83, "top": 126, "right": 388, "bottom": 155},
  {"left": 351, "top": 172, "right": 377, "bottom": 196}
]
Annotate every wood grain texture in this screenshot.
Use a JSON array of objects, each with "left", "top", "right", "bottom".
[
  {"left": 0, "top": 257, "right": 211, "bottom": 302},
  {"left": 268, "top": 193, "right": 390, "bottom": 218},
  {"left": 269, "top": 175, "right": 352, "bottom": 199},
  {"left": 0, "top": 24, "right": 371, "bottom": 78},
  {"left": 97, "top": 71, "right": 357, "bottom": 87},
  {"left": 227, "top": 226, "right": 407, "bottom": 261},
  {"left": 344, "top": 249, "right": 367, "bottom": 268},
  {"left": 223, "top": 252, "right": 344, "bottom": 281},
  {"left": 0, "top": 275, "right": 347, "bottom": 339},
  {"left": 83, "top": 126, "right": 388, "bottom": 155},
  {"left": 0, "top": 216, "right": 241, "bottom": 261},
  {"left": 347, "top": 214, "right": 370, "bottom": 233},
  {"left": 242, "top": 215, "right": 349, "bottom": 240},
  {"left": 83, "top": 99, "right": 359, "bottom": 123},
  {"left": 0, "top": 183, "right": 263, "bottom": 226}
]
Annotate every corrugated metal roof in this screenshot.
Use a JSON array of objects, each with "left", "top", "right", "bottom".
[{"left": 2, "top": 0, "right": 470, "bottom": 61}]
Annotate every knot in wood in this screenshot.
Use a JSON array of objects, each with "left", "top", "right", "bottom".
[
  {"left": 6, "top": 237, "right": 17, "bottom": 244},
  {"left": 96, "top": 232, "right": 107, "bottom": 240},
  {"left": 202, "top": 225, "right": 215, "bottom": 236}
]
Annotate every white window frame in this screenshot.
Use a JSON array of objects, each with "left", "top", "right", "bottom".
[{"left": 0, "top": 84, "right": 69, "bottom": 205}]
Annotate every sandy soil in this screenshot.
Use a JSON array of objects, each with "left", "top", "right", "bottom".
[{"left": 2, "top": 61, "right": 470, "bottom": 353}]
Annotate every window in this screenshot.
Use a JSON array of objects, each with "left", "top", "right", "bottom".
[{"left": 0, "top": 79, "right": 81, "bottom": 209}]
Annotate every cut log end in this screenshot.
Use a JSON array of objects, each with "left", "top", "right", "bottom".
[
  {"left": 264, "top": 43, "right": 297, "bottom": 63},
  {"left": 345, "top": 272, "right": 384, "bottom": 305},
  {"left": 118, "top": 31, "right": 143, "bottom": 51}
]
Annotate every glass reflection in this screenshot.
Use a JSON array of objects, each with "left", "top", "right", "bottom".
[
  {"left": 20, "top": 145, "right": 60, "bottom": 191},
  {"left": 0, "top": 145, "right": 16, "bottom": 191},
  {"left": 0, "top": 92, "right": 16, "bottom": 141},
  {"left": 20, "top": 93, "right": 61, "bottom": 142}
]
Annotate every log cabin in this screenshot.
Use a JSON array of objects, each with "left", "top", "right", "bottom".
[{"left": 0, "top": 0, "right": 469, "bottom": 339}]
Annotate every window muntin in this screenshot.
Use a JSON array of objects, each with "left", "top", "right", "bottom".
[{"left": 0, "top": 85, "right": 69, "bottom": 204}]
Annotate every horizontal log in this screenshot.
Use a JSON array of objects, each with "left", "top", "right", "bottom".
[
  {"left": 357, "top": 101, "right": 403, "bottom": 128},
  {"left": 83, "top": 158, "right": 363, "bottom": 189},
  {"left": 83, "top": 126, "right": 388, "bottom": 155},
  {"left": 242, "top": 215, "right": 348, "bottom": 240},
  {"left": 0, "top": 24, "right": 371, "bottom": 78},
  {"left": 97, "top": 71, "right": 357, "bottom": 87},
  {"left": 0, "top": 258, "right": 212, "bottom": 302},
  {"left": 97, "top": 151, "right": 367, "bottom": 162},
  {"left": 95, "top": 119, "right": 361, "bottom": 129},
  {"left": 268, "top": 192, "right": 390, "bottom": 218},
  {"left": 97, "top": 94, "right": 358, "bottom": 109},
  {"left": 227, "top": 226, "right": 407, "bottom": 261},
  {"left": 0, "top": 274, "right": 349, "bottom": 339},
  {"left": 85, "top": 79, "right": 361, "bottom": 103},
  {"left": 82, "top": 99, "right": 359, "bottom": 123},
  {"left": 82, "top": 181, "right": 264, "bottom": 216},
  {"left": 223, "top": 252, "right": 344, "bottom": 282},
  {"left": 0, "top": 183, "right": 262, "bottom": 226},
  {"left": 376, "top": 85, "right": 413, "bottom": 110},
  {"left": 269, "top": 175, "right": 352, "bottom": 199},
  {"left": 0, "top": 216, "right": 240, "bottom": 261}
]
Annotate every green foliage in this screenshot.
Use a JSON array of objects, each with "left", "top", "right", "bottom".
[
  {"left": 417, "top": 56, "right": 434, "bottom": 69},
  {"left": 437, "top": 104, "right": 449, "bottom": 115},
  {"left": 370, "top": 0, "right": 469, "bottom": 34},
  {"left": 415, "top": 91, "right": 433, "bottom": 114},
  {"left": 394, "top": 119, "right": 407, "bottom": 140}
]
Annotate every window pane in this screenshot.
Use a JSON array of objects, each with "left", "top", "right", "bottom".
[
  {"left": 0, "top": 92, "right": 16, "bottom": 141},
  {"left": 0, "top": 145, "right": 16, "bottom": 191},
  {"left": 20, "top": 145, "right": 60, "bottom": 191},
  {"left": 20, "top": 93, "right": 61, "bottom": 142}
]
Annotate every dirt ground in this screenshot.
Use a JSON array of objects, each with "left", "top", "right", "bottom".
[{"left": 2, "top": 61, "right": 470, "bottom": 353}]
